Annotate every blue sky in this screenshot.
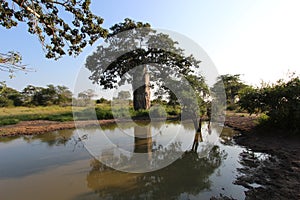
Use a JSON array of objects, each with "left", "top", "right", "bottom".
[{"left": 1, "top": 0, "right": 300, "bottom": 93}]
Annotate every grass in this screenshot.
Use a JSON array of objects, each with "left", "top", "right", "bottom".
[
  {"left": 0, "top": 104, "right": 182, "bottom": 126},
  {"left": 0, "top": 106, "right": 78, "bottom": 126}
]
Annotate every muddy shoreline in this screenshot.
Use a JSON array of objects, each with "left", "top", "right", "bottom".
[
  {"left": 226, "top": 114, "right": 300, "bottom": 200},
  {"left": 1, "top": 115, "right": 299, "bottom": 200},
  {"left": 0, "top": 120, "right": 116, "bottom": 137},
  {"left": 0, "top": 117, "right": 178, "bottom": 137}
]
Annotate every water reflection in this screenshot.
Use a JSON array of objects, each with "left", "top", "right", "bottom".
[
  {"left": 80, "top": 121, "right": 228, "bottom": 199},
  {"left": 192, "top": 129, "right": 203, "bottom": 152},
  {"left": 86, "top": 146, "right": 226, "bottom": 200},
  {"left": 0, "top": 121, "right": 248, "bottom": 200},
  {"left": 0, "top": 129, "right": 86, "bottom": 179},
  {"left": 23, "top": 130, "right": 74, "bottom": 147},
  {"left": 79, "top": 121, "right": 197, "bottom": 172},
  {"left": 134, "top": 126, "right": 152, "bottom": 153}
]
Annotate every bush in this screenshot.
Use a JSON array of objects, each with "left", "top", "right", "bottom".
[
  {"left": 96, "top": 98, "right": 110, "bottom": 104},
  {"left": 226, "top": 103, "right": 239, "bottom": 111},
  {"left": 131, "top": 109, "right": 149, "bottom": 118},
  {"left": 165, "top": 105, "right": 180, "bottom": 116},
  {"left": 0, "top": 118, "right": 20, "bottom": 126},
  {"left": 239, "top": 75, "right": 300, "bottom": 133},
  {"left": 149, "top": 105, "right": 167, "bottom": 118},
  {"left": 0, "top": 97, "right": 14, "bottom": 107},
  {"left": 95, "top": 107, "right": 113, "bottom": 119}
]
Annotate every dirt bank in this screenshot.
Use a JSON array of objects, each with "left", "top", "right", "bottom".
[
  {"left": 0, "top": 114, "right": 250, "bottom": 137},
  {"left": 226, "top": 113, "right": 300, "bottom": 200},
  {"left": 0, "top": 120, "right": 117, "bottom": 137}
]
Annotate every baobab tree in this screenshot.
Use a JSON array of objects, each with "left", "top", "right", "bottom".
[{"left": 85, "top": 19, "right": 206, "bottom": 115}]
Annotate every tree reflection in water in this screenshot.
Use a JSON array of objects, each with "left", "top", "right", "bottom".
[{"left": 86, "top": 123, "right": 226, "bottom": 200}]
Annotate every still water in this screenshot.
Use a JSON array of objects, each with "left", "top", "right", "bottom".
[{"left": 0, "top": 121, "right": 249, "bottom": 200}]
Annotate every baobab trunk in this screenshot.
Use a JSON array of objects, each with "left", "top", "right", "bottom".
[
  {"left": 132, "top": 65, "right": 151, "bottom": 110},
  {"left": 134, "top": 126, "right": 152, "bottom": 155}
]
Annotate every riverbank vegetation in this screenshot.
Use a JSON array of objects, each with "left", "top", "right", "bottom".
[
  {"left": 1, "top": 73, "right": 299, "bottom": 135},
  {"left": 0, "top": 100, "right": 181, "bottom": 126},
  {"left": 211, "top": 73, "right": 300, "bottom": 134},
  {"left": 238, "top": 74, "right": 300, "bottom": 134}
]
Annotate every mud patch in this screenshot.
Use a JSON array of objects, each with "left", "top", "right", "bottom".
[{"left": 235, "top": 150, "right": 300, "bottom": 200}]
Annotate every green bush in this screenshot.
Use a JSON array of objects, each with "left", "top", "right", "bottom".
[
  {"left": 131, "top": 109, "right": 149, "bottom": 118},
  {"left": 0, "top": 97, "right": 14, "bottom": 107},
  {"left": 149, "top": 106, "right": 167, "bottom": 118},
  {"left": 239, "top": 75, "right": 300, "bottom": 133},
  {"left": 0, "top": 118, "right": 20, "bottom": 126},
  {"left": 95, "top": 107, "right": 114, "bottom": 119}
]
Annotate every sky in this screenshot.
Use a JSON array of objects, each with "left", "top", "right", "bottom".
[{"left": 1, "top": 0, "right": 300, "bottom": 95}]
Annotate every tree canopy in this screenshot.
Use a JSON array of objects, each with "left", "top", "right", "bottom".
[
  {"left": 85, "top": 18, "right": 206, "bottom": 115},
  {"left": 211, "top": 74, "right": 246, "bottom": 110},
  {"left": 86, "top": 19, "right": 200, "bottom": 89},
  {"left": 0, "top": 83, "right": 72, "bottom": 106}
]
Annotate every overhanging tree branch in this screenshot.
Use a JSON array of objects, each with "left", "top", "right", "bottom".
[
  {"left": 0, "top": 51, "right": 35, "bottom": 78},
  {"left": 1, "top": 0, "right": 109, "bottom": 59}
]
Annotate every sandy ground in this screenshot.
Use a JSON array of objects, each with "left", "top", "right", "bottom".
[{"left": 1, "top": 115, "right": 299, "bottom": 200}]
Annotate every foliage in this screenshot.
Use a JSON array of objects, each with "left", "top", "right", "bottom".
[
  {"left": 31, "top": 84, "right": 72, "bottom": 106},
  {"left": 74, "top": 89, "right": 96, "bottom": 106},
  {"left": 165, "top": 104, "right": 181, "bottom": 116},
  {"left": 96, "top": 97, "right": 110, "bottom": 104},
  {"left": 0, "top": 96, "right": 14, "bottom": 107},
  {"left": 95, "top": 107, "right": 113, "bottom": 119},
  {"left": 115, "top": 90, "right": 131, "bottom": 100},
  {"left": 239, "top": 75, "right": 300, "bottom": 132},
  {"left": 238, "top": 86, "right": 261, "bottom": 114},
  {"left": 0, "top": 83, "right": 72, "bottom": 107},
  {"left": 78, "top": 89, "right": 96, "bottom": 99},
  {"left": 85, "top": 18, "right": 203, "bottom": 112},
  {"left": 0, "top": 118, "right": 19, "bottom": 126},
  {"left": 211, "top": 74, "right": 247, "bottom": 109},
  {"left": 0, "top": 83, "right": 22, "bottom": 106},
  {"left": 131, "top": 109, "right": 149, "bottom": 118},
  {"left": 0, "top": 0, "right": 108, "bottom": 59},
  {"left": 149, "top": 105, "right": 167, "bottom": 118},
  {"left": 151, "top": 98, "right": 167, "bottom": 105}
]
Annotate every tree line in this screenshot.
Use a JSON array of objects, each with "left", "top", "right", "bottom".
[
  {"left": 0, "top": 83, "right": 72, "bottom": 107},
  {"left": 1, "top": 73, "right": 299, "bottom": 132}
]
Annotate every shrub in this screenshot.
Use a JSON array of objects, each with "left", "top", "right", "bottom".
[
  {"left": 95, "top": 107, "right": 113, "bottom": 119},
  {"left": 0, "top": 118, "right": 20, "bottom": 126},
  {"left": 239, "top": 75, "right": 300, "bottom": 133},
  {"left": 149, "top": 105, "right": 167, "bottom": 118}
]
